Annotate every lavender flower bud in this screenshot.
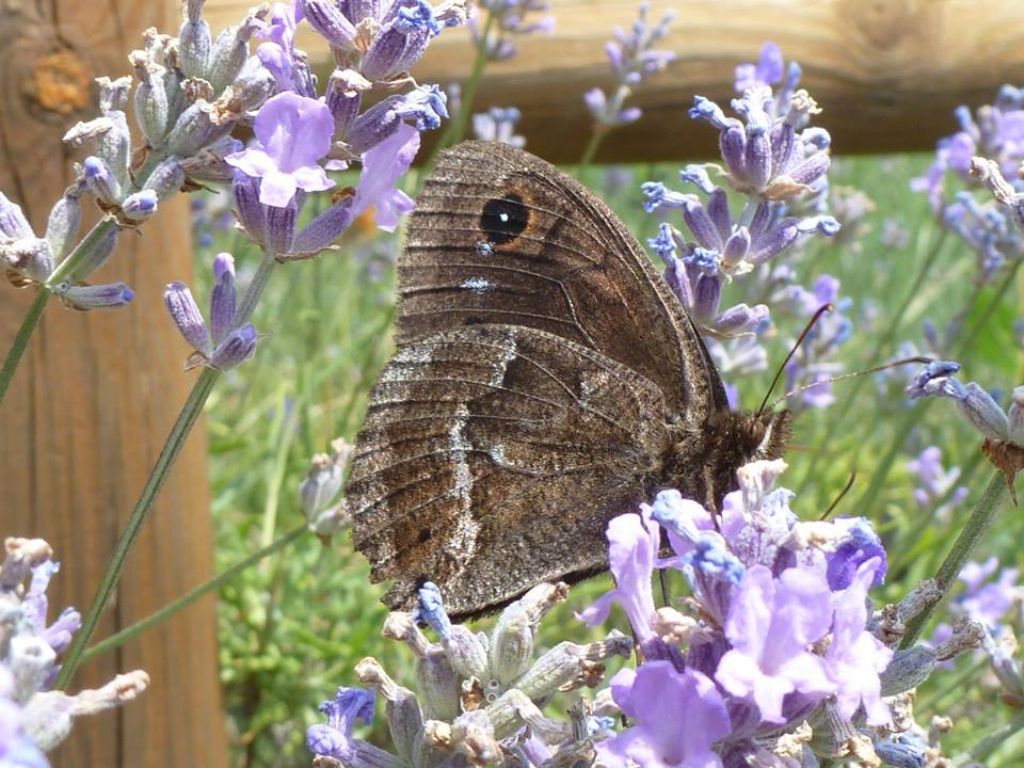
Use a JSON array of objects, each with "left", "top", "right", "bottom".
[
  {"left": 354, "top": 658, "right": 423, "bottom": 764},
  {"left": 0, "top": 537, "right": 52, "bottom": 588},
  {"left": 327, "top": 69, "right": 368, "bottom": 135},
  {"left": 223, "top": 60, "right": 276, "bottom": 115},
  {"left": 179, "top": 13, "right": 212, "bottom": 79},
  {"left": 209, "top": 253, "right": 236, "bottom": 344},
  {"left": 448, "top": 710, "right": 501, "bottom": 765},
  {"left": 984, "top": 628, "right": 1024, "bottom": 705},
  {"left": 0, "top": 190, "right": 34, "bottom": 239},
  {"left": 415, "top": 583, "right": 488, "bottom": 679},
  {"left": 873, "top": 734, "right": 927, "bottom": 768},
  {"left": 130, "top": 53, "right": 170, "bottom": 146},
  {"left": 301, "top": 0, "right": 358, "bottom": 51},
  {"left": 83, "top": 156, "right": 123, "bottom": 205},
  {"left": 489, "top": 601, "right": 535, "bottom": 685},
  {"left": 143, "top": 157, "right": 185, "bottom": 201},
  {"left": 292, "top": 198, "right": 355, "bottom": 255},
  {"left": 443, "top": 625, "right": 488, "bottom": 681},
  {"left": 96, "top": 112, "right": 132, "bottom": 191},
  {"left": 207, "top": 11, "right": 265, "bottom": 93},
  {"left": 121, "top": 190, "right": 159, "bottom": 223},
  {"left": 515, "top": 640, "right": 610, "bottom": 700},
  {"left": 165, "top": 281, "right": 212, "bottom": 353},
  {"left": 60, "top": 226, "right": 117, "bottom": 283},
  {"left": 9, "top": 635, "right": 56, "bottom": 701},
  {"left": 299, "top": 440, "right": 350, "bottom": 523},
  {"left": 879, "top": 646, "right": 935, "bottom": 696},
  {"left": 415, "top": 646, "right": 460, "bottom": 721},
  {"left": 22, "top": 670, "right": 149, "bottom": 752},
  {"left": 485, "top": 689, "right": 564, "bottom": 742},
  {"left": 45, "top": 607, "right": 82, "bottom": 655},
  {"left": 166, "top": 103, "right": 233, "bottom": 157},
  {"left": 181, "top": 136, "right": 242, "bottom": 183},
  {"left": 44, "top": 187, "right": 83, "bottom": 262},
  {"left": 2, "top": 238, "right": 54, "bottom": 283},
  {"left": 61, "top": 282, "right": 135, "bottom": 310},
  {"left": 1008, "top": 386, "right": 1024, "bottom": 445},
  {"left": 957, "top": 381, "right": 1010, "bottom": 441},
  {"left": 232, "top": 170, "right": 267, "bottom": 245},
  {"left": 209, "top": 323, "right": 257, "bottom": 369},
  {"left": 265, "top": 199, "right": 298, "bottom": 255},
  {"left": 362, "top": 24, "right": 429, "bottom": 82}
]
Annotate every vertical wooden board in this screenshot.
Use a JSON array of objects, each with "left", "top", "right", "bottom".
[{"left": 0, "top": 1, "right": 229, "bottom": 766}]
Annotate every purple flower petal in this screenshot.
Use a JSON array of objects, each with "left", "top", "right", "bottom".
[
  {"left": 226, "top": 92, "right": 335, "bottom": 207},
  {"left": 351, "top": 122, "right": 420, "bottom": 231},
  {"left": 597, "top": 662, "right": 730, "bottom": 768}
]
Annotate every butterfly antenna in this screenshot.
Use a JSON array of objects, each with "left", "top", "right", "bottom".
[
  {"left": 820, "top": 468, "right": 857, "bottom": 520},
  {"left": 757, "top": 303, "right": 834, "bottom": 415},
  {"left": 768, "top": 355, "right": 934, "bottom": 411}
]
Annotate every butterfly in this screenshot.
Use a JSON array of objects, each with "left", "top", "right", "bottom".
[{"left": 345, "top": 141, "right": 792, "bottom": 621}]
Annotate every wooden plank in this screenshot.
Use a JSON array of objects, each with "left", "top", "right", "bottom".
[
  {"left": 203, "top": 0, "right": 1024, "bottom": 163},
  {"left": 0, "top": 1, "right": 229, "bottom": 766}
]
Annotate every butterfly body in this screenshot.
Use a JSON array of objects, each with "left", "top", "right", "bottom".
[{"left": 346, "top": 142, "right": 790, "bottom": 620}]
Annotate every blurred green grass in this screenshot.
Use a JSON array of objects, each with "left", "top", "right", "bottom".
[{"left": 191, "top": 151, "right": 1024, "bottom": 765}]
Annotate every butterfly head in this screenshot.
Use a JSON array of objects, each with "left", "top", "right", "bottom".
[{"left": 660, "top": 408, "right": 793, "bottom": 511}]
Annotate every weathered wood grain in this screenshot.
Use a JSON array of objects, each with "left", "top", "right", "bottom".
[
  {"left": 0, "top": 1, "right": 228, "bottom": 765},
  {"left": 204, "top": 0, "right": 1024, "bottom": 163}
]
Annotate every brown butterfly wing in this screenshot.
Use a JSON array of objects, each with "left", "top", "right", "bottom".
[
  {"left": 397, "top": 141, "right": 729, "bottom": 422},
  {"left": 347, "top": 324, "right": 671, "bottom": 620}
]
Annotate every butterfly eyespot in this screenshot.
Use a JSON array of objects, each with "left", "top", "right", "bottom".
[{"left": 480, "top": 193, "right": 529, "bottom": 245}]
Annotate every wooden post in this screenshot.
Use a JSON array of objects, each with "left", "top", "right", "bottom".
[
  {"left": 0, "top": 2, "right": 229, "bottom": 766},
  {"left": 204, "top": 0, "right": 1024, "bottom": 163}
]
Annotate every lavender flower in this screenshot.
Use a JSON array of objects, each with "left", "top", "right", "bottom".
[
  {"left": 226, "top": 92, "right": 335, "bottom": 207},
  {"left": 1, "top": 537, "right": 148, "bottom": 760},
  {"left": 307, "top": 583, "right": 631, "bottom": 767},
  {"left": 596, "top": 662, "right": 730, "bottom": 768},
  {"left": 585, "top": 460, "right": 905, "bottom": 763},
  {"left": 777, "top": 274, "right": 853, "bottom": 410},
  {"left": 956, "top": 557, "right": 1023, "bottom": 630},
  {"left": 716, "top": 564, "right": 835, "bottom": 723},
  {"left": 906, "top": 362, "right": 1023, "bottom": 445},
  {"left": 164, "top": 253, "right": 257, "bottom": 370},
  {"left": 470, "top": 0, "right": 554, "bottom": 61},
  {"left": 911, "top": 87, "right": 1024, "bottom": 284},
  {"left": 907, "top": 446, "right": 968, "bottom": 520},
  {"left": 640, "top": 44, "right": 838, "bottom": 404},
  {"left": 584, "top": 3, "right": 675, "bottom": 130},
  {"left": 912, "top": 85, "right": 1024, "bottom": 212},
  {"left": 472, "top": 107, "right": 526, "bottom": 147},
  {"left": 300, "top": 439, "right": 353, "bottom": 536}
]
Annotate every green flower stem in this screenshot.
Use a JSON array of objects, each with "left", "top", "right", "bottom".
[
  {"left": 0, "top": 216, "right": 119, "bottom": 404},
  {"left": 0, "top": 288, "right": 51, "bottom": 403},
  {"left": 964, "top": 706, "right": 1024, "bottom": 763},
  {"left": 435, "top": 11, "right": 494, "bottom": 155},
  {"left": 54, "top": 365, "right": 221, "bottom": 689},
  {"left": 956, "top": 257, "right": 1024, "bottom": 359},
  {"left": 578, "top": 125, "right": 609, "bottom": 173},
  {"left": 900, "top": 471, "right": 1008, "bottom": 650},
  {"left": 794, "top": 229, "right": 947, "bottom": 498},
  {"left": 55, "top": 250, "right": 279, "bottom": 690},
  {"left": 79, "top": 524, "right": 308, "bottom": 665}
]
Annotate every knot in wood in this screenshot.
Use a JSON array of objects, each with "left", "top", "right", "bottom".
[{"left": 31, "top": 48, "right": 91, "bottom": 115}]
